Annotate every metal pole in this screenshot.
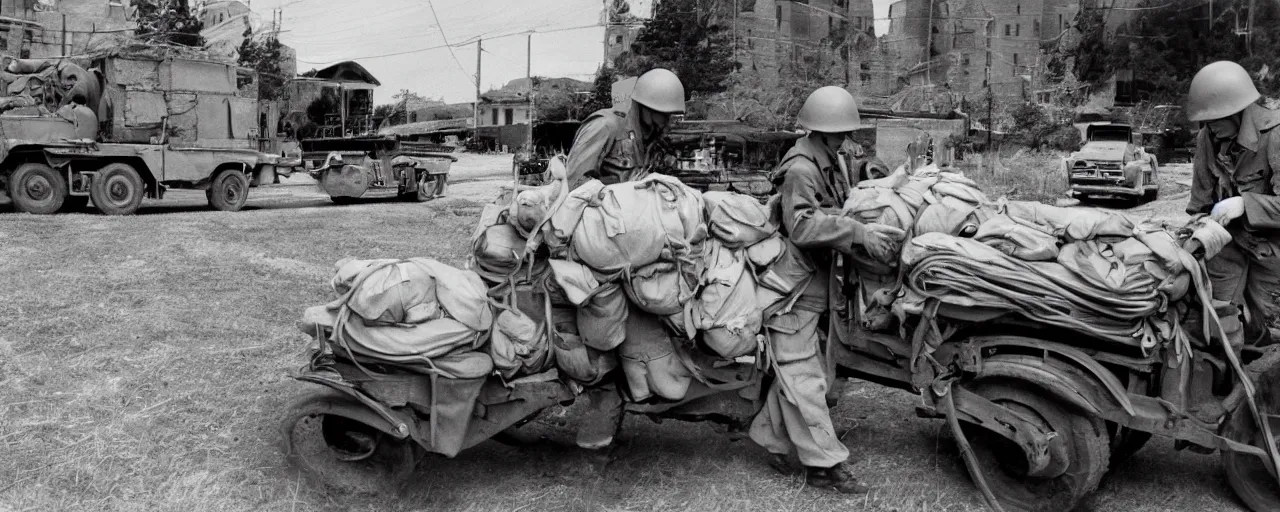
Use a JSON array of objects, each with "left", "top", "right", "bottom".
[
  {"left": 61, "top": 13, "right": 66, "bottom": 56},
  {"left": 527, "top": 34, "right": 533, "bottom": 152},
  {"left": 474, "top": 39, "right": 482, "bottom": 144},
  {"left": 926, "top": 0, "right": 934, "bottom": 86}
]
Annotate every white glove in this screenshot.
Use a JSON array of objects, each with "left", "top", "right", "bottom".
[{"left": 1210, "top": 196, "right": 1246, "bottom": 225}]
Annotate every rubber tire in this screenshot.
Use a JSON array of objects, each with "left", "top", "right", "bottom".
[
  {"left": 330, "top": 195, "right": 360, "bottom": 205},
  {"left": 8, "top": 162, "right": 66, "bottom": 214},
  {"left": 279, "top": 391, "right": 418, "bottom": 495},
  {"left": 206, "top": 170, "right": 249, "bottom": 212},
  {"left": 958, "top": 380, "right": 1111, "bottom": 512},
  {"left": 1218, "top": 376, "right": 1280, "bottom": 512},
  {"left": 1142, "top": 164, "right": 1159, "bottom": 202},
  {"left": 90, "top": 162, "right": 144, "bottom": 216}
]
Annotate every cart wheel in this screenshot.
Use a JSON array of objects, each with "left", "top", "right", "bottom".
[
  {"left": 1222, "top": 362, "right": 1280, "bottom": 512},
  {"left": 957, "top": 380, "right": 1111, "bottom": 512},
  {"left": 280, "top": 391, "right": 420, "bottom": 495},
  {"left": 206, "top": 170, "right": 249, "bottom": 212},
  {"left": 90, "top": 162, "right": 145, "bottom": 216},
  {"left": 8, "top": 162, "right": 66, "bottom": 214}
]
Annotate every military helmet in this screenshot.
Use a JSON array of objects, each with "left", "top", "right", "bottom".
[
  {"left": 1187, "top": 61, "right": 1261, "bottom": 123},
  {"left": 631, "top": 68, "right": 686, "bottom": 114},
  {"left": 797, "top": 86, "right": 864, "bottom": 133}
]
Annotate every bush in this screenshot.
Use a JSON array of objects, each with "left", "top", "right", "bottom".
[{"left": 1042, "top": 125, "right": 1082, "bottom": 152}]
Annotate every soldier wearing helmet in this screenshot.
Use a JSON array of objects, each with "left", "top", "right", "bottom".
[
  {"left": 564, "top": 68, "right": 686, "bottom": 453},
  {"left": 748, "top": 86, "right": 899, "bottom": 494},
  {"left": 563, "top": 68, "right": 685, "bottom": 189},
  {"left": 1186, "top": 60, "right": 1280, "bottom": 348}
]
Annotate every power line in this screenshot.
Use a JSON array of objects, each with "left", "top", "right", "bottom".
[
  {"left": 295, "top": 23, "right": 602, "bottom": 65},
  {"left": 427, "top": 0, "right": 474, "bottom": 86}
]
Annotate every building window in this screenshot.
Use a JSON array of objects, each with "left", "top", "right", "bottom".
[
  {"left": 491, "top": 109, "right": 498, "bottom": 126},
  {"left": 986, "top": 52, "right": 990, "bottom": 66},
  {"left": 1013, "top": 53, "right": 1019, "bottom": 69},
  {"left": 615, "top": 35, "right": 623, "bottom": 44},
  {"left": 1059, "top": 14, "right": 1064, "bottom": 32},
  {"left": 1015, "top": 24, "right": 1020, "bottom": 37},
  {"left": 776, "top": 5, "right": 782, "bottom": 29},
  {"left": 1034, "top": 20, "right": 1040, "bottom": 35},
  {"left": 828, "top": 16, "right": 833, "bottom": 34},
  {"left": 1004, "top": 24, "right": 1010, "bottom": 36},
  {"left": 963, "top": 54, "right": 970, "bottom": 65},
  {"left": 504, "top": 108, "right": 514, "bottom": 125},
  {"left": 741, "top": 0, "right": 754, "bottom": 12},
  {"left": 410, "top": 112, "right": 417, "bottom": 123},
  {"left": 748, "top": 29, "right": 753, "bottom": 48},
  {"left": 1016, "top": 3, "right": 1020, "bottom": 14}
]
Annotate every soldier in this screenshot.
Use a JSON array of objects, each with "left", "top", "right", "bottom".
[
  {"left": 1186, "top": 60, "right": 1280, "bottom": 349},
  {"left": 750, "top": 86, "right": 900, "bottom": 493},
  {"left": 562, "top": 68, "right": 687, "bottom": 452},
  {"left": 563, "top": 68, "right": 685, "bottom": 189}
]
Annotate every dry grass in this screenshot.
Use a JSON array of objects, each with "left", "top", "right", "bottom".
[
  {"left": 0, "top": 175, "right": 1254, "bottom": 512},
  {"left": 952, "top": 148, "right": 1070, "bottom": 204}
]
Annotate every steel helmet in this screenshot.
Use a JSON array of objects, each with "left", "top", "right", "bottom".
[
  {"left": 1187, "top": 61, "right": 1261, "bottom": 122},
  {"left": 631, "top": 68, "right": 686, "bottom": 114},
  {"left": 797, "top": 86, "right": 864, "bottom": 133}
]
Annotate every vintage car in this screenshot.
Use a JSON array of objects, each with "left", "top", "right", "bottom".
[{"left": 1065, "top": 122, "right": 1159, "bottom": 205}]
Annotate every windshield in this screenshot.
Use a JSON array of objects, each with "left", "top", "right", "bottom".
[{"left": 1088, "top": 126, "right": 1132, "bottom": 142}]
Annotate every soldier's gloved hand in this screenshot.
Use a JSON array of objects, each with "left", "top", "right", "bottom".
[
  {"left": 860, "top": 224, "right": 907, "bottom": 262},
  {"left": 1210, "top": 196, "right": 1245, "bottom": 225}
]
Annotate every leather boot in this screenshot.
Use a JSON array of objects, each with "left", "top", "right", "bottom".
[
  {"left": 805, "top": 462, "right": 871, "bottom": 494},
  {"left": 575, "top": 387, "right": 624, "bottom": 450}
]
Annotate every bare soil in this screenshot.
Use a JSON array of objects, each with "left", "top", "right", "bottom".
[{"left": 0, "top": 153, "right": 1250, "bottom": 511}]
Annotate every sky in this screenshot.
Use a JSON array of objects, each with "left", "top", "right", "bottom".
[{"left": 242, "top": 0, "right": 892, "bottom": 106}]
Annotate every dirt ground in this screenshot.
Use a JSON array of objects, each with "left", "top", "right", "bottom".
[{"left": 0, "top": 153, "right": 1253, "bottom": 512}]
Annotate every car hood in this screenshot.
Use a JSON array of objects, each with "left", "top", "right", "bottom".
[{"left": 1071, "top": 141, "right": 1128, "bottom": 161}]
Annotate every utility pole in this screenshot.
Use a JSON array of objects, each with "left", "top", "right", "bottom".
[
  {"left": 1247, "top": 0, "right": 1256, "bottom": 55},
  {"left": 527, "top": 34, "right": 534, "bottom": 152},
  {"left": 926, "top": 0, "right": 934, "bottom": 86},
  {"left": 986, "top": 19, "right": 993, "bottom": 157},
  {"left": 474, "top": 39, "right": 482, "bottom": 142}
]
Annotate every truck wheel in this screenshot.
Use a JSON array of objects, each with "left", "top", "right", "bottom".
[
  {"left": 90, "top": 163, "right": 144, "bottom": 216},
  {"left": 958, "top": 380, "right": 1110, "bottom": 512},
  {"left": 207, "top": 170, "right": 249, "bottom": 212},
  {"left": 8, "top": 162, "right": 66, "bottom": 214}
]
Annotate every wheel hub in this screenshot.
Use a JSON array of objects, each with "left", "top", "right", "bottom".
[
  {"left": 107, "top": 177, "right": 132, "bottom": 203},
  {"left": 23, "top": 175, "right": 51, "bottom": 201}
]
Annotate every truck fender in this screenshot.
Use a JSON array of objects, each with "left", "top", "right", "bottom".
[{"left": 968, "top": 336, "right": 1136, "bottom": 418}]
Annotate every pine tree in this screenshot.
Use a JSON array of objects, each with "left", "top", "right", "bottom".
[{"left": 237, "top": 31, "right": 285, "bottom": 100}]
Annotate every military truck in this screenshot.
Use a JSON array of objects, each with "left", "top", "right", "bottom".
[{"left": 0, "top": 49, "right": 282, "bottom": 215}]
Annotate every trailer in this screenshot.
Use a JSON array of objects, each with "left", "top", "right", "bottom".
[{"left": 0, "top": 51, "right": 283, "bottom": 215}]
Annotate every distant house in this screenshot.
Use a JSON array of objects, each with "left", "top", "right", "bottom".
[{"left": 473, "top": 77, "right": 591, "bottom": 151}]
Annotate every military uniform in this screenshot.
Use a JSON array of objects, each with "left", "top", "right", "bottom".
[
  {"left": 749, "top": 135, "right": 881, "bottom": 469},
  {"left": 564, "top": 107, "right": 659, "bottom": 190},
  {"left": 563, "top": 104, "right": 671, "bottom": 450},
  {"left": 1188, "top": 103, "right": 1280, "bottom": 347}
]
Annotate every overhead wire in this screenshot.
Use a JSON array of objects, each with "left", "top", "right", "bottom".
[{"left": 428, "top": 0, "right": 476, "bottom": 87}]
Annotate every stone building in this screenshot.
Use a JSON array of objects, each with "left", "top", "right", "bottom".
[
  {"left": 877, "top": 0, "right": 1080, "bottom": 103},
  {"left": 0, "top": 0, "right": 134, "bottom": 60},
  {"left": 605, "top": 0, "right": 877, "bottom": 93}
]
